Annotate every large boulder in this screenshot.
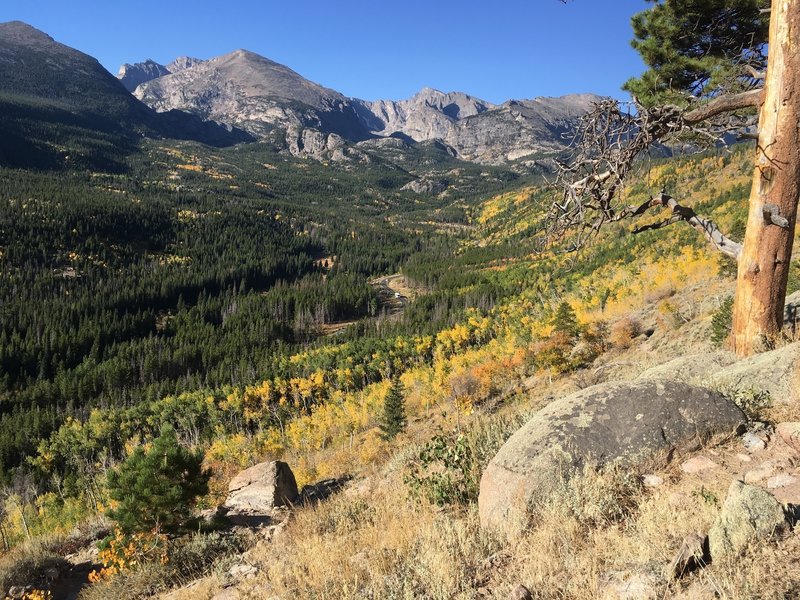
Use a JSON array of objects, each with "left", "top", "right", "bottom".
[
  {"left": 479, "top": 380, "right": 745, "bottom": 535},
  {"left": 712, "top": 342, "right": 800, "bottom": 404},
  {"left": 708, "top": 480, "right": 788, "bottom": 560},
  {"left": 224, "top": 460, "right": 298, "bottom": 513}
]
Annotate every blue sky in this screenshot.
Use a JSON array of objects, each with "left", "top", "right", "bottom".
[{"left": 2, "top": 0, "right": 649, "bottom": 103}]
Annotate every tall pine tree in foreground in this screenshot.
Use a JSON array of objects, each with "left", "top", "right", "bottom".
[
  {"left": 106, "top": 425, "right": 210, "bottom": 533},
  {"left": 380, "top": 377, "right": 407, "bottom": 440}
]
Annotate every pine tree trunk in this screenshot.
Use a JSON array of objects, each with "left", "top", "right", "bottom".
[{"left": 732, "top": 0, "right": 800, "bottom": 356}]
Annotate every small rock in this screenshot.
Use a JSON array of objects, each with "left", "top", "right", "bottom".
[
  {"left": 667, "top": 532, "right": 708, "bottom": 579},
  {"left": 643, "top": 474, "right": 664, "bottom": 487},
  {"left": 776, "top": 422, "right": 800, "bottom": 453},
  {"left": 680, "top": 456, "right": 719, "bottom": 474},
  {"left": 735, "top": 453, "right": 752, "bottom": 462},
  {"left": 767, "top": 474, "right": 798, "bottom": 489},
  {"left": 744, "top": 462, "right": 777, "bottom": 483},
  {"left": 228, "top": 563, "right": 258, "bottom": 579},
  {"left": 708, "top": 480, "right": 787, "bottom": 560},
  {"left": 742, "top": 432, "right": 767, "bottom": 451},
  {"left": 509, "top": 584, "right": 533, "bottom": 600}
]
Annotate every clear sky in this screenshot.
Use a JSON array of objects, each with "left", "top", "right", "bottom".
[{"left": 2, "top": 0, "right": 649, "bottom": 104}]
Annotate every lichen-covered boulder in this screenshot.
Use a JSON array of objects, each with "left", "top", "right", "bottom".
[
  {"left": 708, "top": 480, "right": 787, "bottom": 560},
  {"left": 479, "top": 380, "right": 745, "bottom": 535}
]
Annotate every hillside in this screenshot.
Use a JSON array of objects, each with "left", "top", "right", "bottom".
[
  {"left": 2, "top": 141, "right": 799, "bottom": 599},
  {"left": 0, "top": 22, "right": 248, "bottom": 170}
]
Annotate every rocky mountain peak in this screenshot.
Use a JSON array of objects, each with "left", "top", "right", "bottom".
[
  {"left": 166, "top": 56, "right": 204, "bottom": 73},
  {"left": 117, "top": 59, "right": 170, "bottom": 92}
]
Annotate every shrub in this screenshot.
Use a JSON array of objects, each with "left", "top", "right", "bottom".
[
  {"left": 106, "top": 426, "right": 210, "bottom": 534},
  {"left": 404, "top": 434, "right": 476, "bottom": 506},
  {"left": 609, "top": 317, "right": 642, "bottom": 349},
  {"left": 557, "top": 463, "right": 643, "bottom": 528}
]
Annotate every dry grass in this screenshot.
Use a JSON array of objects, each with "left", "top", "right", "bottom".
[{"left": 236, "top": 410, "right": 800, "bottom": 600}]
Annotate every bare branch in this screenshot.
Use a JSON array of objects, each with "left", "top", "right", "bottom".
[
  {"left": 633, "top": 193, "right": 743, "bottom": 259},
  {"left": 540, "top": 82, "right": 762, "bottom": 255}
]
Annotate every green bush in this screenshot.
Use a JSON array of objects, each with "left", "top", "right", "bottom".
[
  {"left": 711, "top": 296, "right": 734, "bottom": 345},
  {"left": 106, "top": 426, "right": 210, "bottom": 533},
  {"left": 404, "top": 434, "right": 476, "bottom": 506}
]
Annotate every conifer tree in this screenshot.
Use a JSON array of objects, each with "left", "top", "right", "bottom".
[
  {"left": 552, "top": 301, "right": 580, "bottom": 340},
  {"left": 106, "top": 425, "right": 210, "bottom": 533},
  {"left": 380, "top": 377, "right": 406, "bottom": 440}
]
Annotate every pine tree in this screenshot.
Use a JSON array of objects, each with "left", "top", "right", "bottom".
[
  {"left": 380, "top": 377, "right": 406, "bottom": 440},
  {"left": 106, "top": 425, "right": 210, "bottom": 533},
  {"left": 552, "top": 301, "right": 580, "bottom": 340}
]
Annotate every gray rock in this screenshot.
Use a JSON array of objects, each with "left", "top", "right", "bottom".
[
  {"left": 401, "top": 178, "right": 448, "bottom": 195},
  {"left": 637, "top": 351, "right": 736, "bottom": 383},
  {"left": 713, "top": 342, "right": 800, "bottom": 404},
  {"left": 741, "top": 431, "right": 767, "bottom": 451},
  {"left": 643, "top": 474, "right": 664, "bottom": 487},
  {"left": 708, "top": 480, "right": 787, "bottom": 560},
  {"left": 228, "top": 563, "right": 258, "bottom": 579},
  {"left": 224, "top": 460, "right": 298, "bottom": 513},
  {"left": 478, "top": 380, "right": 745, "bottom": 535},
  {"left": 134, "top": 49, "right": 372, "bottom": 152}
]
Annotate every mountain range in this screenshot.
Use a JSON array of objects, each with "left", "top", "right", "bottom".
[
  {"left": 0, "top": 20, "right": 601, "bottom": 169},
  {"left": 127, "top": 51, "right": 599, "bottom": 164}
]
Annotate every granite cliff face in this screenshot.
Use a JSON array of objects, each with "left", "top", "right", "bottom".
[
  {"left": 118, "top": 57, "right": 206, "bottom": 92},
  {"left": 118, "top": 59, "right": 171, "bottom": 92},
  {"left": 355, "top": 90, "right": 599, "bottom": 164},
  {"left": 124, "top": 48, "right": 601, "bottom": 164}
]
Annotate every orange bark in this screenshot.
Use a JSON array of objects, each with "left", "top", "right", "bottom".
[{"left": 731, "top": 0, "right": 800, "bottom": 356}]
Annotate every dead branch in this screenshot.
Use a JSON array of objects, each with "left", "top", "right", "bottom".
[
  {"left": 632, "top": 193, "right": 743, "bottom": 259},
  {"left": 541, "top": 80, "right": 764, "bottom": 255}
]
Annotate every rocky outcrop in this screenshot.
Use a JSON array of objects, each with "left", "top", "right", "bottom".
[
  {"left": 166, "top": 56, "right": 204, "bottom": 73},
  {"left": 355, "top": 91, "right": 600, "bottom": 164},
  {"left": 224, "top": 460, "right": 298, "bottom": 513},
  {"left": 478, "top": 380, "right": 746, "bottom": 535},
  {"left": 117, "top": 59, "right": 170, "bottom": 92}
]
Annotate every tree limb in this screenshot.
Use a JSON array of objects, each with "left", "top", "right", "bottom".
[
  {"left": 632, "top": 193, "right": 743, "bottom": 259},
  {"left": 683, "top": 88, "right": 763, "bottom": 124}
]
